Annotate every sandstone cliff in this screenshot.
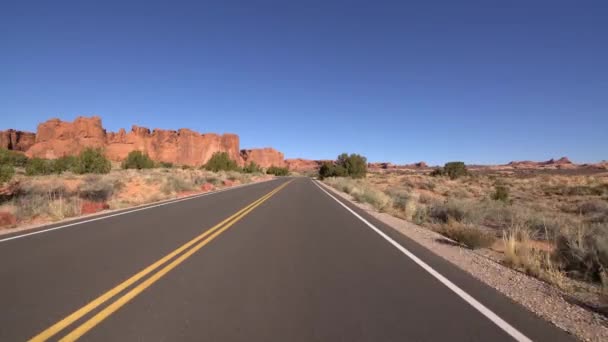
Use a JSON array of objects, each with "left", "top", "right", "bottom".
[
  {"left": 241, "top": 148, "right": 285, "bottom": 168},
  {"left": 1, "top": 116, "right": 284, "bottom": 167},
  {"left": 0, "top": 129, "right": 36, "bottom": 152}
]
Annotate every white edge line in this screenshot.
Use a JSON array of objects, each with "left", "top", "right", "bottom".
[
  {"left": 0, "top": 179, "right": 279, "bottom": 244},
  {"left": 313, "top": 180, "right": 532, "bottom": 342}
]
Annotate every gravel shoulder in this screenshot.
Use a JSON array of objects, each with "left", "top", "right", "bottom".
[{"left": 318, "top": 180, "right": 608, "bottom": 342}]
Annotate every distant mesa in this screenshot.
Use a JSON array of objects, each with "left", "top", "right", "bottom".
[
  {"left": 507, "top": 157, "right": 576, "bottom": 169},
  {"left": 0, "top": 116, "right": 285, "bottom": 168}
]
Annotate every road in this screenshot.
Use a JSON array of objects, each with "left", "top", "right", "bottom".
[{"left": 0, "top": 177, "right": 574, "bottom": 341}]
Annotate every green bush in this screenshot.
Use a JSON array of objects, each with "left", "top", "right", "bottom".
[
  {"left": 319, "top": 153, "right": 366, "bottom": 179},
  {"left": 0, "top": 148, "right": 29, "bottom": 167},
  {"left": 444, "top": 161, "right": 468, "bottom": 179},
  {"left": 266, "top": 166, "right": 289, "bottom": 176},
  {"left": 73, "top": 148, "right": 111, "bottom": 174},
  {"left": 243, "top": 162, "right": 262, "bottom": 173},
  {"left": 337, "top": 153, "right": 367, "bottom": 178},
  {"left": 203, "top": 152, "right": 239, "bottom": 172},
  {"left": 122, "top": 150, "right": 155, "bottom": 170},
  {"left": 25, "top": 158, "right": 53, "bottom": 176},
  {"left": 52, "top": 156, "right": 78, "bottom": 174},
  {"left": 0, "top": 164, "right": 15, "bottom": 183},
  {"left": 492, "top": 184, "right": 510, "bottom": 202},
  {"left": 159, "top": 161, "right": 174, "bottom": 168}
]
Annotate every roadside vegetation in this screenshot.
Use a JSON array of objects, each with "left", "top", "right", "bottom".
[
  {"left": 322, "top": 159, "right": 608, "bottom": 307},
  {"left": 319, "top": 153, "right": 367, "bottom": 179},
  {"left": 0, "top": 148, "right": 279, "bottom": 230}
]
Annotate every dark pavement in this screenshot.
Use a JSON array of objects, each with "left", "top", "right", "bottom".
[{"left": 0, "top": 178, "right": 574, "bottom": 341}]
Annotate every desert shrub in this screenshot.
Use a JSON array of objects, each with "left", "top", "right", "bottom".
[
  {"left": 203, "top": 152, "right": 239, "bottom": 172},
  {"left": 491, "top": 184, "right": 510, "bottom": 202},
  {"left": 0, "top": 164, "right": 15, "bottom": 183},
  {"left": 161, "top": 175, "right": 194, "bottom": 194},
  {"left": 502, "top": 227, "right": 566, "bottom": 286},
  {"left": 73, "top": 148, "right": 111, "bottom": 174},
  {"left": 324, "top": 177, "right": 358, "bottom": 194},
  {"left": 242, "top": 162, "right": 262, "bottom": 173},
  {"left": 443, "top": 161, "right": 468, "bottom": 179},
  {"left": 351, "top": 185, "right": 392, "bottom": 211},
  {"left": 319, "top": 153, "right": 367, "bottom": 179},
  {"left": 78, "top": 175, "right": 115, "bottom": 202},
  {"left": 266, "top": 166, "right": 289, "bottom": 176},
  {"left": 159, "top": 161, "right": 174, "bottom": 168},
  {"left": 25, "top": 158, "right": 53, "bottom": 176},
  {"left": 52, "top": 156, "right": 78, "bottom": 174},
  {"left": 0, "top": 148, "right": 29, "bottom": 167},
  {"left": 429, "top": 200, "right": 469, "bottom": 223},
  {"left": 430, "top": 168, "right": 444, "bottom": 177},
  {"left": 336, "top": 153, "right": 367, "bottom": 178},
  {"left": 319, "top": 162, "right": 346, "bottom": 179},
  {"left": 553, "top": 223, "right": 608, "bottom": 282},
  {"left": 544, "top": 184, "right": 605, "bottom": 197},
  {"left": 413, "top": 207, "right": 429, "bottom": 224},
  {"left": 438, "top": 225, "right": 496, "bottom": 249},
  {"left": 122, "top": 150, "right": 155, "bottom": 170}
]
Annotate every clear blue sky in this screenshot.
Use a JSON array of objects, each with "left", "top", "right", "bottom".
[{"left": 1, "top": 1, "right": 606, "bottom": 165}]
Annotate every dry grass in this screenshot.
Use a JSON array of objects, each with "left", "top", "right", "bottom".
[
  {"left": 0, "top": 167, "right": 271, "bottom": 228},
  {"left": 324, "top": 169, "right": 608, "bottom": 293}
]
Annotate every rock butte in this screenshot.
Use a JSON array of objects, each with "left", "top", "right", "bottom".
[{"left": 0, "top": 116, "right": 285, "bottom": 168}]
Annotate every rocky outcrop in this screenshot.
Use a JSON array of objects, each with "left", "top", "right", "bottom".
[
  {"left": 240, "top": 148, "right": 285, "bottom": 168},
  {"left": 3, "top": 116, "right": 281, "bottom": 167},
  {"left": 508, "top": 157, "right": 575, "bottom": 169},
  {"left": 26, "top": 117, "right": 107, "bottom": 159},
  {"left": 285, "top": 159, "right": 325, "bottom": 172},
  {"left": 0, "top": 129, "right": 36, "bottom": 152},
  {"left": 105, "top": 126, "right": 240, "bottom": 166}
]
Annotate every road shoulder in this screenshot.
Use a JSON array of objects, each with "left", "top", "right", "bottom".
[{"left": 316, "top": 179, "right": 608, "bottom": 342}]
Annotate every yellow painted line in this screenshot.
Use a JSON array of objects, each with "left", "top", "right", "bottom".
[
  {"left": 59, "top": 180, "right": 291, "bottom": 342},
  {"left": 29, "top": 180, "right": 291, "bottom": 342}
]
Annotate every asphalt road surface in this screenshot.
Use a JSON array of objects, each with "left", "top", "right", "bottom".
[{"left": 0, "top": 177, "right": 574, "bottom": 341}]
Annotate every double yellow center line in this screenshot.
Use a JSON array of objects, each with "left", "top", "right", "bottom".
[{"left": 30, "top": 180, "right": 292, "bottom": 342}]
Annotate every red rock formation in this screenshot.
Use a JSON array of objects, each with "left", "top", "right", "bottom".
[
  {"left": 241, "top": 148, "right": 285, "bottom": 168},
  {"left": 0, "top": 129, "right": 36, "bottom": 152},
  {"left": 285, "top": 158, "right": 324, "bottom": 172},
  {"left": 105, "top": 125, "right": 240, "bottom": 166},
  {"left": 3, "top": 116, "right": 271, "bottom": 167},
  {"left": 26, "top": 116, "right": 107, "bottom": 159},
  {"left": 508, "top": 157, "right": 575, "bottom": 169}
]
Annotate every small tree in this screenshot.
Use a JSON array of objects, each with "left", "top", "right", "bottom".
[
  {"left": 320, "top": 153, "right": 367, "bottom": 179},
  {"left": 243, "top": 161, "right": 262, "bottom": 173},
  {"left": 319, "top": 162, "right": 335, "bottom": 179},
  {"left": 0, "top": 164, "right": 14, "bottom": 183},
  {"left": 443, "top": 162, "right": 468, "bottom": 179},
  {"left": 266, "top": 166, "right": 289, "bottom": 176},
  {"left": 203, "top": 152, "right": 239, "bottom": 172},
  {"left": 74, "top": 148, "right": 111, "bottom": 174},
  {"left": 122, "top": 150, "right": 155, "bottom": 169}
]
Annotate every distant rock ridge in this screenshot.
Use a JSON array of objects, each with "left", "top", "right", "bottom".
[
  {"left": 0, "top": 116, "right": 284, "bottom": 168},
  {"left": 507, "top": 157, "right": 576, "bottom": 169}
]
